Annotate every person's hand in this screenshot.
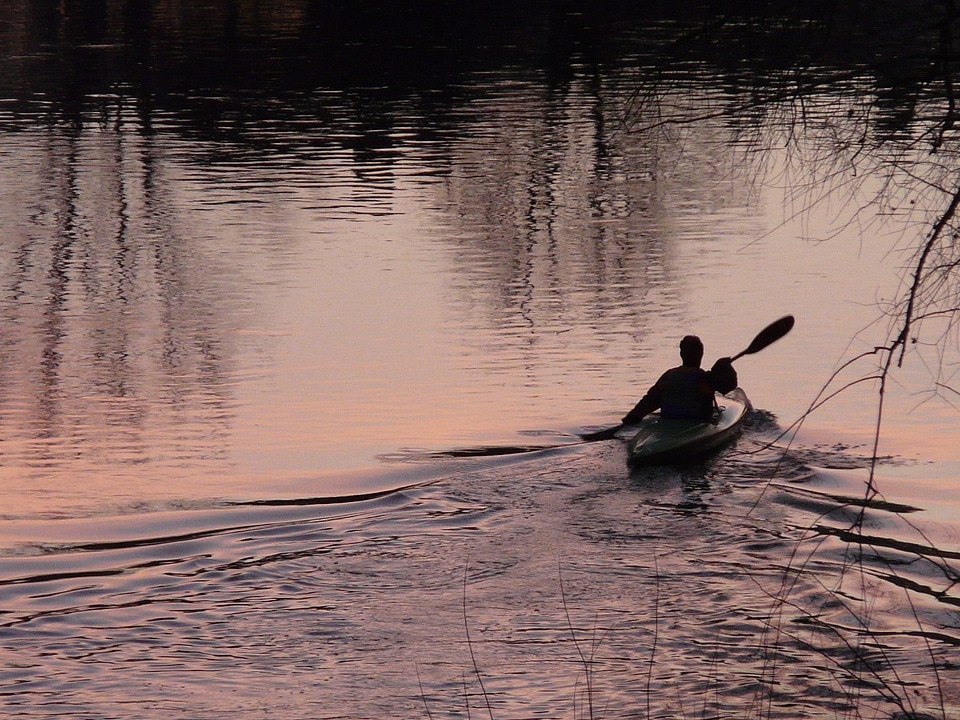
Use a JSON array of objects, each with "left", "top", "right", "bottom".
[
  {"left": 711, "top": 357, "right": 733, "bottom": 370},
  {"left": 709, "top": 357, "right": 738, "bottom": 393}
]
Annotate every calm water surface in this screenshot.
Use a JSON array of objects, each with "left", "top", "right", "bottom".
[{"left": 0, "top": 6, "right": 958, "bottom": 719}]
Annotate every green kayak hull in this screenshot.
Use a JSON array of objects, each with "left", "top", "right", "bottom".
[{"left": 626, "top": 389, "right": 750, "bottom": 466}]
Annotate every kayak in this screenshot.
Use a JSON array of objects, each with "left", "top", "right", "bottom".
[{"left": 626, "top": 388, "right": 750, "bottom": 466}]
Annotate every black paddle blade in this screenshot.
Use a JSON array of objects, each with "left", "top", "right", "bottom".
[
  {"left": 731, "top": 315, "right": 794, "bottom": 361},
  {"left": 580, "top": 424, "right": 624, "bottom": 442}
]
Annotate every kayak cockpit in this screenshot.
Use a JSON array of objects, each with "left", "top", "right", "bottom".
[{"left": 626, "top": 389, "right": 750, "bottom": 466}]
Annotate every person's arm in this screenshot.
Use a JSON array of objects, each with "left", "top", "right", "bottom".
[{"left": 621, "top": 378, "right": 663, "bottom": 425}]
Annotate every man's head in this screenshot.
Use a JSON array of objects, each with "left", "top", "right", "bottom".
[{"left": 679, "top": 335, "right": 704, "bottom": 367}]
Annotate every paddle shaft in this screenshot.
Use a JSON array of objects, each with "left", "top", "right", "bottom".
[{"left": 581, "top": 315, "right": 794, "bottom": 441}]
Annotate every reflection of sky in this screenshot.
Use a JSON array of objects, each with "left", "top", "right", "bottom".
[{"left": 0, "top": 73, "right": 955, "bottom": 519}]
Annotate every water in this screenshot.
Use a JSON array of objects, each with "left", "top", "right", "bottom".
[{"left": 1, "top": 4, "right": 958, "bottom": 718}]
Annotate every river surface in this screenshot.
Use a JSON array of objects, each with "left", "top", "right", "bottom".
[{"left": 0, "top": 4, "right": 958, "bottom": 719}]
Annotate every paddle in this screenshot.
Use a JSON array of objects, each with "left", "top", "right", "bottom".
[
  {"left": 729, "top": 314, "right": 795, "bottom": 362},
  {"left": 580, "top": 315, "right": 795, "bottom": 442}
]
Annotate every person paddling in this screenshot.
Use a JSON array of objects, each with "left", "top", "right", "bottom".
[{"left": 621, "top": 335, "right": 738, "bottom": 425}]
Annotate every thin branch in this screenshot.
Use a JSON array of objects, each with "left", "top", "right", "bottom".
[{"left": 462, "top": 564, "right": 495, "bottom": 720}]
